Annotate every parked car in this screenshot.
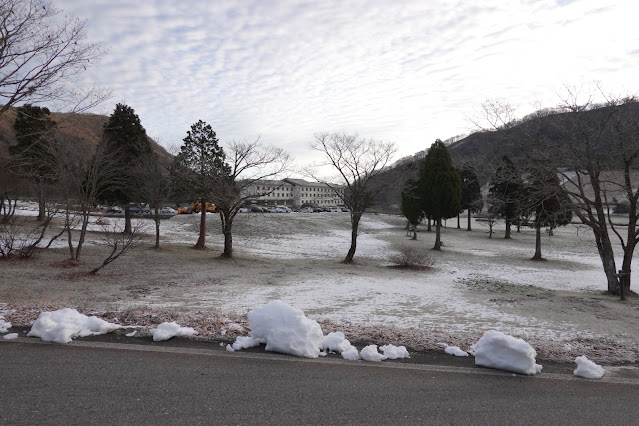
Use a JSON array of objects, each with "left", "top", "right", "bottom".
[
  {"left": 160, "top": 207, "right": 177, "bottom": 215},
  {"left": 238, "top": 207, "right": 249, "bottom": 213},
  {"left": 129, "top": 206, "right": 142, "bottom": 214},
  {"left": 327, "top": 206, "right": 340, "bottom": 212},
  {"left": 275, "top": 205, "right": 291, "bottom": 213},
  {"left": 269, "top": 207, "right": 286, "bottom": 213},
  {"left": 106, "top": 206, "right": 122, "bottom": 214},
  {"left": 177, "top": 206, "right": 193, "bottom": 214},
  {"left": 340, "top": 207, "right": 350, "bottom": 212},
  {"left": 298, "top": 207, "right": 313, "bottom": 213}
]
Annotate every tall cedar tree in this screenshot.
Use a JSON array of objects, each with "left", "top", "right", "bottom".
[
  {"left": 419, "top": 140, "right": 461, "bottom": 250},
  {"left": 401, "top": 177, "right": 423, "bottom": 240},
  {"left": 523, "top": 159, "right": 572, "bottom": 260},
  {"left": 459, "top": 165, "right": 483, "bottom": 231},
  {"left": 171, "top": 120, "right": 230, "bottom": 250},
  {"left": 488, "top": 155, "right": 521, "bottom": 239},
  {"left": 9, "top": 104, "right": 57, "bottom": 221},
  {"left": 101, "top": 103, "right": 152, "bottom": 233}
]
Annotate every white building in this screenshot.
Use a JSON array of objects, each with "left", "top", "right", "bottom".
[{"left": 243, "top": 178, "right": 344, "bottom": 207}]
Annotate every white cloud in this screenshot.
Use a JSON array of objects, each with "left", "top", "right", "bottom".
[{"left": 55, "top": 0, "right": 639, "bottom": 167}]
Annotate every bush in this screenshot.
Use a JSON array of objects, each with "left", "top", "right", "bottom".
[{"left": 388, "top": 246, "right": 434, "bottom": 270}]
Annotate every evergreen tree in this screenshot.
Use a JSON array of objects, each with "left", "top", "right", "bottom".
[
  {"left": 170, "top": 120, "right": 230, "bottom": 250},
  {"left": 101, "top": 103, "right": 152, "bottom": 233},
  {"left": 523, "top": 160, "right": 572, "bottom": 260},
  {"left": 459, "top": 165, "right": 483, "bottom": 231},
  {"left": 9, "top": 104, "right": 57, "bottom": 221},
  {"left": 401, "top": 177, "right": 423, "bottom": 240},
  {"left": 419, "top": 140, "right": 461, "bottom": 250},
  {"left": 488, "top": 155, "right": 521, "bottom": 239}
]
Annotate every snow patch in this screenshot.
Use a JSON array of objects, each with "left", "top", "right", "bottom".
[
  {"left": 574, "top": 355, "right": 605, "bottom": 379},
  {"left": 473, "top": 330, "right": 542, "bottom": 375},
  {"left": 341, "top": 346, "right": 360, "bottom": 360},
  {"left": 246, "top": 300, "right": 323, "bottom": 358},
  {"left": 152, "top": 322, "right": 197, "bottom": 342},
  {"left": 320, "top": 332, "right": 353, "bottom": 353},
  {"left": 0, "top": 319, "right": 11, "bottom": 333},
  {"left": 444, "top": 345, "right": 469, "bottom": 357},
  {"left": 380, "top": 344, "right": 410, "bottom": 359},
  {"left": 27, "top": 308, "right": 120, "bottom": 344},
  {"left": 3, "top": 333, "right": 18, "bottom": 340},
  {"left": 232, "top": 336, "right": 261, "bottom": 350},
  {"left": 360, "top": 344, "right": 387, "bottom": 362}
]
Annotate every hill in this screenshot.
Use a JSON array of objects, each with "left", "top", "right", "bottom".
[{"left": 0, "top": 107, "right": 171, "bottom": 161}]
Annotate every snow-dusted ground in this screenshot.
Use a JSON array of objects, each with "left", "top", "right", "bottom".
[{"left": 2, "top": 202, "right": 638, "bottom": 362}]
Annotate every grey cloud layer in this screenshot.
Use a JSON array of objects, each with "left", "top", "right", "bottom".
[{"left": 57, "top": 0, "right": 639, "bottom": 161}]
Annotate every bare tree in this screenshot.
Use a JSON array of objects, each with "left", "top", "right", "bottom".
[
  {"left": 210, "top": 138, "right": 291, "bottom": 258},
  {"left": 135, "top": 153, "right": 171, "bottom": 249},
  {"left": 88, "top": 219, "right": 145, "bottom": 275},
  {"left": 552, "top": 90, "right": 639, "bottom": 297},
  {"left": 0, "top": 0, "right": 108, "bottom": 116},
  {"left": 309, "top": 132, "right": 397, "bottom": 263}
]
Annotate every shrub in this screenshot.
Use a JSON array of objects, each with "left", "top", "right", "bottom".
[{"left": 388, "top": 246, "right": 434, "bottom": 270}]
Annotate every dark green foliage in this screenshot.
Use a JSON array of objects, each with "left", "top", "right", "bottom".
[
  {"left": 170, "top": 120, "right": 231, "bottom": 200},
  {"left": 401, "top": 177, "right": 423, "bottom": 237},
  {"left": 9, "top": 104, "right": 57, "bottom": 182},
  {"left": 419, "top": 140, "right": 462, "bottom": 221},
  {"left": 459, "top": 165, "right": 483, "bottom": 214},
  {"left": 100, "top": 103, "right": 152, "bottom": 205},
  {"left": 488, "top": 155, "right": 521, "bottom": 238},
  {"left": 524, "top": 162, "right": 572, "bottom": 230}
]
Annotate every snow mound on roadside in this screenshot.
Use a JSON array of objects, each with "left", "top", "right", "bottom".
[
  {"left": 0, "top": 319, "right": 11, "bottom": 333},
  {"left": 247, "top": 300, "right": 323, "bottom": 358},
  {"left": 380, "top": 344, "right": 410, "bottom": 359},
  {"left": 574, "top": 355, "right": 605, "bottom": 379},
  {"left": 444, "top": 345, "right": 469, "bottom": 357},
  {"left": 320, "top": 332, "right": 353, "bottom": 353},
  {"left": 360, "top": 344, "right": 387, "bottom": 362},
  {"left": 3, "top": 333, "right": 18, "bottom": 340},
  {"left": 473, "top": 330, "right": 542, "bottom": 375},
  {"left": 232, "top": 335, "right": 262, "bottom": 350},
  {"left": 27, "top": 308, "right": 120, "bottom": 344},
  {"left": 152, "top": 322, "right": 197, "bottom": 342},
  {"left": 341, "top": 346, "right": 360, "bottom": 360}
]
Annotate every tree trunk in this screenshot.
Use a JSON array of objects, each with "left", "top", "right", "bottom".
[
  {"left": 505, "top": 220, "right": 512, "bottom": 239},
  {"left": 433, "top": 218, "right": 442, "bottom": 250},
  {"left": 457, "top": 214, "right": 460, "bottom": 229},
  {"left": 124, "top": 206, "right": 132, "bottom": 234},
  {"left": 532, "top": 226, "right": 543, "bottom": 260},
  {"left": 37, "top": 184, "right": 46, "bottom": 222},
  {"left": 427, "top": 217, "right": 432, "bottom": 232},
  {"left": 65, "top": 208, "right": 75, "bottom": 259},
  {"left": 412, "top": 228, "right": 417, "bottom": 240},
  {"left": 344, "top": 212, "right": 361, "bottom": 263},
  {"left": 220, "top": 209, "right": 234, "bottom": 258},
  {"left": 154, "top": 207, "right": 160, "bottom": 249},
  {"left": 74, "top": 210, "right": 90, "bottom": 260},
  {"left": 193, "top": 199, "right": 206, "bottom": 250},
  {"left": 467, "top": 209, "right": 472, "bottom": 231}
]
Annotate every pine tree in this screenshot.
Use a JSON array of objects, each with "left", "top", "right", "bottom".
[
  {"left": 488, "top": 155, "right": 521, "bottom": 239},
  {"left": 459, "top": 165, "right": 483, "bottom": 231},
  {"left": 100, "top": 103, "right": 152, "bottom": 233},
  {"left": 401, "top": 177, "right": 423, "bottom": 240},
  {"left": 171, "top": 120, "right": 230, "bottom": 250},
  {"left": 419, "top": 140, "right": 461, "bottom": 250},
  {"left": 9, "top": 104, "right": 57, "bottom": 221}
]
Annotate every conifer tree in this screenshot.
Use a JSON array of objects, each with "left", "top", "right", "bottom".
[
  {"left": 101, "top": 103, "right": 152, "bottom": 233},
  {"left": 459, "top": 165, "right": 483, "bottom": 231},
  {"left": 401, "top": 177, "right": 423, "bottom": 240},
  {"left": 419, "top": 140, "right": 461, "bottom": 250},
  {"left": 170, "top": 120, "right": 230, "bottom": 250},
  {"left": 488, "top": 155, "right": 521, "bottom": 239},
  {"left": 9, "top": 104, "right": 57, "bottom": 221}
]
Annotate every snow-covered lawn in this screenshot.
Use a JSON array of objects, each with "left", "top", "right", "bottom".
[{"left": 1, "top": 202, "right": 638, "bottom": 363}]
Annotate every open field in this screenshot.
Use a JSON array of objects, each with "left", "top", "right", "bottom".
[{"left": 2, "top": 206, "right": 638, "bottom": 363}]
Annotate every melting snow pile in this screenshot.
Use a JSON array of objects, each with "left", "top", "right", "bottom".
[
  {"left": 27, "top": 308, "right": 120, "bottom": 344},
  {"left": 4, "top": 333, "right": 18, "bottom": 340},
  {"left": 245, "top": 300, "right": 323, "bottom": 358},
  {"left": 360, "top": 345, "right": 387, "bottom": 362},
  {"left": 473, "top": 330, "right": 542, "bottom": 375},
  {"left": 152, "top": 322, "right": 197, "bottom": 342},
  {"left": 380, "top": 344, "right": 410, "bottom": 359},
  {"left": 573, "top": 355, "right": 605, "bottom": 379},
  {"left": 0, "top": 318, "right": 11, "bottom": 333},
  {"left": 444, "top": 345, "right": 469, "bottom": 357}
]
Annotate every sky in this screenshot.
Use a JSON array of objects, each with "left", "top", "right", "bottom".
[{"left": 55, "top": 0, "right": 639, "bottom": 166}]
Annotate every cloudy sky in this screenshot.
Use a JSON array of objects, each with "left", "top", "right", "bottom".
[{"left": 57, "top": 0, "right": 639, "bottom": 164}]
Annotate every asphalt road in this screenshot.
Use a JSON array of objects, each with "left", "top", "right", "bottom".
[{"left": 2, "top": 338, "right": 639, "bottom": 425}]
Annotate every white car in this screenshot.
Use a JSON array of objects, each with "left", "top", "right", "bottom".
[
  {"left": 238, "top": 207, "right": 249, "bottom": 213},
  {"left": 160, "top": 207, "right": 177, "bottom": 215},
  {"left": 327, "top": 206, "right": 340, "bottom": 212},
  {"left": 298, "top": 207, "right": 313, "bottom": 213}
]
